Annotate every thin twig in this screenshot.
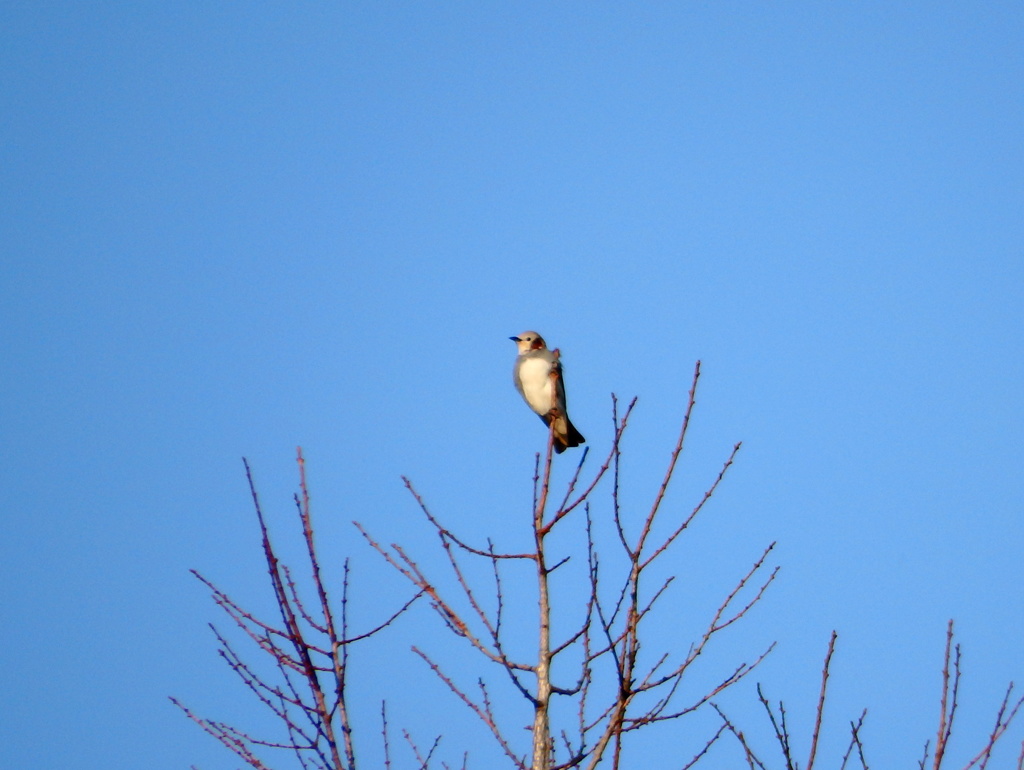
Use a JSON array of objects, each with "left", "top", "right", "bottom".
[
  {"left": 840, "top": 709, "right": 869, "bottom": 770},
  {"left": 713, "top": 703, "right": 768, "bottom": 770},
  {"left": 934, "top": 619, "right": 959, "bottom": 770},
  {"left": 807, "top": 631, "right": 838, "bottom": 770}
]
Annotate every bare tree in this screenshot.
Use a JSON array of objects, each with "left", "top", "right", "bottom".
[
  {"left": 171, "top": 453, "right": 422, "bottom": 770},
  {"left": 358, "top": 361, "right": 777, "bottom": 769},
  {"left": 716, "top": 623, "right": 1023, "bottom": 770},
  {"left": 175, "top": 362, "right": 1023, "bottom": 769}
]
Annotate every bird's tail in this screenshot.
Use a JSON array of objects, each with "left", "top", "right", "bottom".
[
  {"left": 564, "top": 418, "right": 585, "bottom": 449},
  {"left": 551, "top": 414, "right": 585, "bottom": 453}
]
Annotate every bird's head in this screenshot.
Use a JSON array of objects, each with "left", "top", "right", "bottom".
[{"left": 510, "top": 331, "right": 546, "bottom": 354}]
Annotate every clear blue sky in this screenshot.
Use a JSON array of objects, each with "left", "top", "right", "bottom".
[{"left": 2, "top": 3, "right": 1022, "bottom": 768}]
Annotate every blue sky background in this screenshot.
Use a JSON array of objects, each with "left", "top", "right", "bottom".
[{"left": 2, "top": 3, "right": 1022, "bottom": 768}]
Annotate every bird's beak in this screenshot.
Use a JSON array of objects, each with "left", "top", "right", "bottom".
[{"left": 509, "top": 336, "right": 520, "bottom": 342}]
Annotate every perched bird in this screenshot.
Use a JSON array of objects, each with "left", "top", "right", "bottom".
[{"left": 510, "top": 331, "right": 585, "bottom": 453}]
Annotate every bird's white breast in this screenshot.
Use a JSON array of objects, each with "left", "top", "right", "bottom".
[{"left": 518, "top": 356, "right": 554, "bottom": 415}]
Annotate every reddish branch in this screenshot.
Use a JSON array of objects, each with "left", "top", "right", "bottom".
[
  {"left": 934, "top": 620, "right": 961, "bottom": 769},
  {"left": 807, "top": 631, "right": 838, "bottom": 770},
  {"left": 839, "top": 709, "right": 868, "bottom": 770},
  {"left": 713, "top": 703, "right": 767, "bottom": 770}
]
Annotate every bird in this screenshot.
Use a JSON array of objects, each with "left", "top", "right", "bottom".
[{"left": 510, "top": 331, "right": 585, "bottom": 453}]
